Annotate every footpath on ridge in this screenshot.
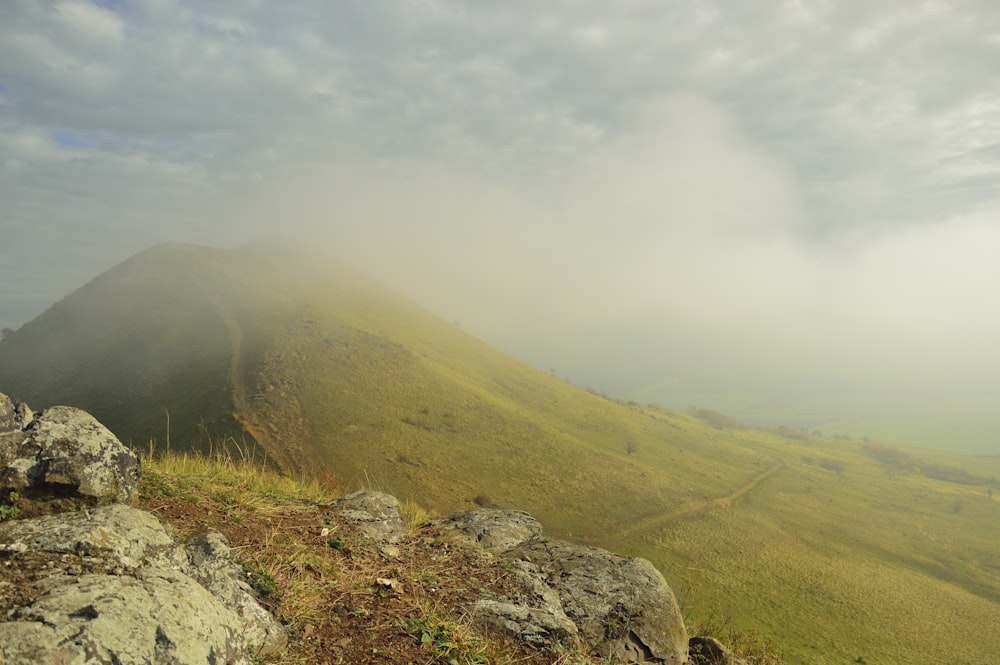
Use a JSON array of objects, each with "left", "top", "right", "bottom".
[{"left": 191, "top": 274, "right": 308, "bottom": 475}]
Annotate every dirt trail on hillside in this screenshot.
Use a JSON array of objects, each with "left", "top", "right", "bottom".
[
  {"left": 192, "top": 275, "right": 306, "bottom": 475},
  {"left": 600, "top": 458, "right": 785, "bottom": 550}
]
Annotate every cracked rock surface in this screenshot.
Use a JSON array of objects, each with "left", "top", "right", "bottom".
[
  {"left": 0, "top": 393, "right": 140, "bottom": 507},
  {"left": 438, "top": 506, "right": 690, "bottom": 664}
]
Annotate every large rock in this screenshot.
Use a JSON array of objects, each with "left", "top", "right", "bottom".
[
  {"left": 0, "top": 503, "right": 175, "bottom": 565},
  {"left": 506, "top": 539, "right": 689, "bottom": 664},
  {"left": 423, "top": 508, "right": 570, "bottom": 646},
  {"left": 185, "top": 530, "right": 288, "bottom": 654},
  {"left": 0, "top": 394, "right": 32, "bottom": 461},
  {"left": 0, "top": 504, "right": 286, "bottom": 664},
  {"left": 441, "top": 507, "right": 690, "bottom": 664},
  {"left": 326, "top": 491, "right": 406, "bottom": 544},
  {"left": 0, "top": 393, "right": 140, "bottom": 506}
]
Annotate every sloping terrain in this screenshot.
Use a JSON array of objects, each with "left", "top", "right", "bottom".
[
  {"left": 1, "top": 241, "right": 998, "bottom": 664},
  {"left": 0, "top": 242, "right": 772, "bottom": 536},
  {"left": 624, "top": 428, "right": 1000, "bottom": 664}
]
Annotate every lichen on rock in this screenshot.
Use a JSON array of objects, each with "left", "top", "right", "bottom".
[{"left": 0, "top": 393, "right": 140, "bottom": 507}]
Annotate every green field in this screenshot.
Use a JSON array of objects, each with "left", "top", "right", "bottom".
[{"left": 619, "top": 427, "right": 1000, "bottom": 664}]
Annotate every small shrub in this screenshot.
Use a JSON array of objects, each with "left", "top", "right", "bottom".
[
  {"left": 688, "top": 408, "right": 739, "bottom": 431},
  {"left": 0, "top": 491, "right": 21, "bottom": 521},
  {"left": 400, "top": 498, "right": 434, "bottom": 529}
]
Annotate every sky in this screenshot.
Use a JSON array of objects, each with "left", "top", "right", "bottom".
[{"left": 2, "top": 0, "right": 999, "bottom": 451}]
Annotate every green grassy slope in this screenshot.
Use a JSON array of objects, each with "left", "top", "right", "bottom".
[
  {"left": 228, "top": 254, "right": 776, "bottom": 536},
  {"left": 623, "top": 428, "right": 1000, "bottom": 665},
  {"left": 1, "top": 241, "right": 997, "bottom": 663}
]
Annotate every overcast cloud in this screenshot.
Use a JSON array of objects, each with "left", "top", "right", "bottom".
[{"left": 2, "top": 0, "right": 999, "bottom": 450}]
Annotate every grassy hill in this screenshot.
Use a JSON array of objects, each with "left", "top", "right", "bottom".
[
  {"left": 0, "top": 242, "right": 771, "bottom": 534},
  {"left": 1, "top": 241, "right": 998, "bottom": 664}
]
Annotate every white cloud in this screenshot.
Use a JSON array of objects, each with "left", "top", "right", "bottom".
[
  {"left": 3, "top": 0, "right": 1000, "bottom": 448},
  {"left": 54, "top": 1, "right": 124, "bottom": 43}
]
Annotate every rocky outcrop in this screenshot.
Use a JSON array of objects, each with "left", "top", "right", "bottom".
[
  {"left": 326, "top": 490, "right": 407, "bottom": 544},
  {"left": 430, "top": 506, "right": 689, "bottom": 663},
  {"left": 472, "top": 596, "right": 579, "bottom": 645},
  {"left": 185, "top": 530, "right": 287, "bottom": 653},
  {"left": 507, "top": 538, "right": 689, "bottom": 663},
  {"left": 0, "top": 393, "right": 140, "bottom": 507},
  {"left": 0, "top": 392, "right": 24, "bottom": 431},
  {"left": 0, "top": 393, "right": 285, "bottom": 665},
  {"left": 4, "top": 569, "right": 254, "bottom": 664}
]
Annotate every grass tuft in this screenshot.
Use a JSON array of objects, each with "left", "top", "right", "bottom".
[
  {"left": 689, "top": 611, "right": 784, "bottom": 664},
  {"left": 399, "top": 498, "right": 436, "bottom": 530}
]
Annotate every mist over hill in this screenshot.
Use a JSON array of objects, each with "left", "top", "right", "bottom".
[
  {"left": 1, "top": 241, "right": 998, "bottom": 665},
  {"left": 0, "top": 242, "right": 765, "bottom": 527}
]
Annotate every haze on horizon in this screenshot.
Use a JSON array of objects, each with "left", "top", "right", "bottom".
[{"left": 2, "top": 1, "right": 999, "bottom": 452}]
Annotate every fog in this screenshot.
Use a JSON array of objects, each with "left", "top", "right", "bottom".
[{"left": 2, "top": 1, "right": 999, "bottom": 451}]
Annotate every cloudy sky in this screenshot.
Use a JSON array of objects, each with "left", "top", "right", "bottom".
[{"left": 2, "top": 0, "right": 999, "bottom": 450}]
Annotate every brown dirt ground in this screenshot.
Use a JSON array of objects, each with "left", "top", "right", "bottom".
[
  {"left": 0, "top": 492, "right": 568, "bottom": 664},
  {"left": 139, "top": 491, "right": 564, "bottom": 665}
]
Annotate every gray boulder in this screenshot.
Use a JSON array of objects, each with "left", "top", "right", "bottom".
[
  {"left": 185, "top": 530, "right": 288, "bottom": 654},
  {"left": 327, "top": 491, "right": 406, "bottom": 544},
  {"left": 0, "top": 394, "right": 32, "bottom": 478},
  {"left": 506, "top": 538, "right": 688, "bottom": 664},
  {"left": 0, "top": 392, "right": 23, "bottom": 433},
  {"left": 440, "top": 507, "right": 690, "bottom": 664},
  {"left": 0, "top": 394, "right": 140, "bottom": 506},
  {"left": 0, "top": 504, "right": 286, "bottom": 664},
  {"left": 471, "top": 553, "right": 578, "bottom": 646}
]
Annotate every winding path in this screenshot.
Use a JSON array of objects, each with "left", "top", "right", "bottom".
[{"left": 600, "top": 458, "right": 785, "bottom": 550}]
